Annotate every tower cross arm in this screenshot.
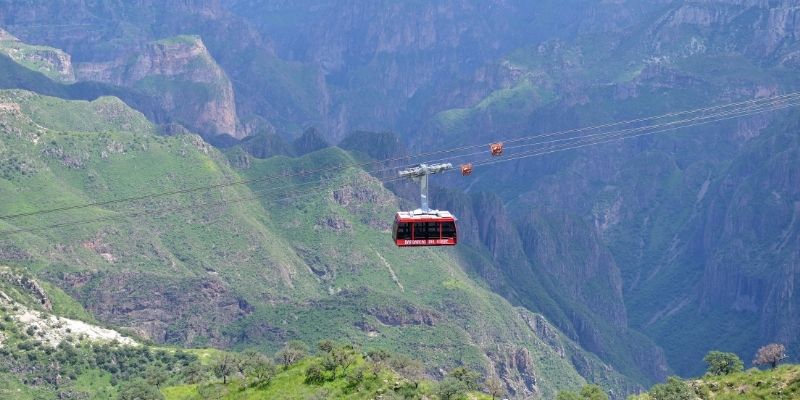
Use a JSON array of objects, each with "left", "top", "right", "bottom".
[{"left": 398, "top": 163, "right": 454, "bottom": 178}]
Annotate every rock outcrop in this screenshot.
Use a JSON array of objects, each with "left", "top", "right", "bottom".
[
  {"left": 75, "top": 35, "right": 238, "bottom": 138},
  {"left": 0, "top": 28, "right": 74, "bottom": 82},
  {"left": 54, "top": 271, "right": 252, "bottom": 347}
]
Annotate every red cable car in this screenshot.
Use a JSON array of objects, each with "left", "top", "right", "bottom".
[
  {"left": 490, "top": 142, "right": 504, "bottom": 156},
  {"left": 392, "top": 211, "right": 457, "bottom": 247},
  {"left": 393, "top": 163, "right": 459, "bottom": 247}
]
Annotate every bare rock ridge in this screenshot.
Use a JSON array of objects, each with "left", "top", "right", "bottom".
[
  {"left": 0, "top": 28, "right": 74, "bottom": 83},
  {"left": 75, "top": 35, "right": 238, "bottom": 138}
]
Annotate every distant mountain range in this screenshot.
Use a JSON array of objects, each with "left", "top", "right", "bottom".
[{"left": 0, "top": 1, "right": 798, "bottom": 397}]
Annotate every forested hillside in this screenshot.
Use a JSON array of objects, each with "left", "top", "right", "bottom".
[
  {"left": 0, "top": 1, "right": 798, "bottom": 398},
  {"left": 0, "top": 89, "right": 630, "bottom": 397}
]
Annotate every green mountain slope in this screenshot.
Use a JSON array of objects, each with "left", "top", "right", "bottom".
[
  {"left": 0, "top": 265, "right": 469, "bottom": 400},
  {"left": 0, "top": 90, "right": 636, "bottom": 398}
]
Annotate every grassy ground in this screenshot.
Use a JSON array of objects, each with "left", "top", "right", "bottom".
[
  {"left": 629, "top": 365, "right": 800, "bottom": 400},
  {"left": 161, "top": 356, "right": 492, "bottom": 400},
  {"left": 689, "top": 365, "right": 800, "bottom": 400}
]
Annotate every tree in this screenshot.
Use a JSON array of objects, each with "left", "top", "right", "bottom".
[
  {"left": 366, "top": 348, "right": 391, "bottom": 377},
  {"left": 366, "top": 349, "right": 391, "bottom": 364},
  {"left": 556, "top": 384, "right": 608, "bottom": 400},
  {"left": 450, "top": 367, "right": 481, "bottom": 391},
  {"left": 250, "top": 357, "right": 276, "bottom": 388},
  {"left": 276, "top": 340, "right": 308, "bottom": 370},
  {"left": 117, "top": 379, "right": 164, "bottom": 400},
  {"left": 390, "top": 355, "right": 424, "bottom": 389},
  {"left": 703, "top": 351, "right": 744, "bottom": 375},
  {"left": 213, "top": 354, "right": 235, "bottom": 384},
  {"left": 648, "top": 376, "right": 694, "bottom": 400},
  {"left": 436, "top": 376, "right": 468, "bottom": 400},
  {"left": 234, "top": 349, "right": 275, "bottom": 386},
  {"left": 579, "top": 384, "right": 609, "bottom": 400},
  {"left": 332, "top": 345, "right": 357, "bottom": 375},
  {"left": 144, "top": 365, "right": 168, "bottom": 389},
  {"left": 345, "top": 364, "right": 367, "bottom": 389},
  {"left": 305, "top": 362, "right": 326, "bottom": 384},
  {"left": 556, "top": 392, "right": 581, "bottom": 400},
  {"left": 317, "top": 339, "right": 336, "bottom": 354},
  {"left": 182, "top": 362, "right": 208, "bottom": 384},
  {"left": 322, "top": 353, "right": 339, "bottom": 379},
  {"left": 234, "top": 350, "right": 259, "bottom": 376},
  {"left": 753, "top": 343, "right": 787, "bottom": 369},
  {"left": 485, "top": 376, "right": 506, "bottom": 400}
]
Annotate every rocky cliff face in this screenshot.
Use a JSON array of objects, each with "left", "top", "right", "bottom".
[
  {"left": 407, "top": 0, "right": 800, "bottom": 378},
  {"left": 75, "top": 35, "right": 238, "bottom": 138},
  {"left": 431, "top": 188, "right": 670, "bottom": 384},
  {"left": 652, "top": 0, "right": 800, "bottom": 61},
  {"left": 51, "top": 270, "right": 252, "bottom": 346},
  {"left": 0, "top": 1, "right": 262, "bottom": 139},
  {"left": 0, "top": 28, "right": 74, "bottom": 83}
]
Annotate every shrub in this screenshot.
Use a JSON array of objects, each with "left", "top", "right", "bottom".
[
  {"left": 250, "top": 358, "right": 276, "bottom": 388},
  {"left": 648, "top": 376, "right": 694, "bottom": 400}
]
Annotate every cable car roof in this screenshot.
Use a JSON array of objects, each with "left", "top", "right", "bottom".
[{"left": 395, "top": 210, "right": 456, "bottom": 220}]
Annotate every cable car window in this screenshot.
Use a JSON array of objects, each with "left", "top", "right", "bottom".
[
  {"left": 395, "top": 222, "right": 411, "bottom": 240},
  {"left": 426, "top": 222, "right": 440, "bottom": 239},
  {"left": 414, "top": 222, "right": 426, "bottom": 239},
  {"left": 441, "top": 222, "right": 456, "bottom": 238}
]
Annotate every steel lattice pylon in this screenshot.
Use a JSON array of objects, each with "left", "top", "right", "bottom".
[{"left": 398, "top": 163, "right": 453, "bottom": 213}]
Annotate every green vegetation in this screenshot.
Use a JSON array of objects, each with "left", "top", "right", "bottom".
[
  {"left": 703, "top": 352, "right": 744, "bottom": 376},
  {"left": 0, "top": 90, "right": 618, "bottom": 397},
  {"left": 0, "top": 276, "right": 489, "bottom": 400},
  {"left": 629, "top": 356, "right": 800, "bottom": 400},
  {"left": 629, "top": 365, "right": 800, "bottom": 400},
  {"left": 0, "top": 36, "right": 74, "bottom": 83},
  {"left": 0, "top": 316, "right": 199, "bottom": 399},
  {"left": 557, "top": 384, "right": 609, "bottom": 400},
  {"left": 163, "top": 348, "right": 491, "bottom": 400},
  {"left": 0, "top": 311, "right": 479, "bottom": 400}
]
